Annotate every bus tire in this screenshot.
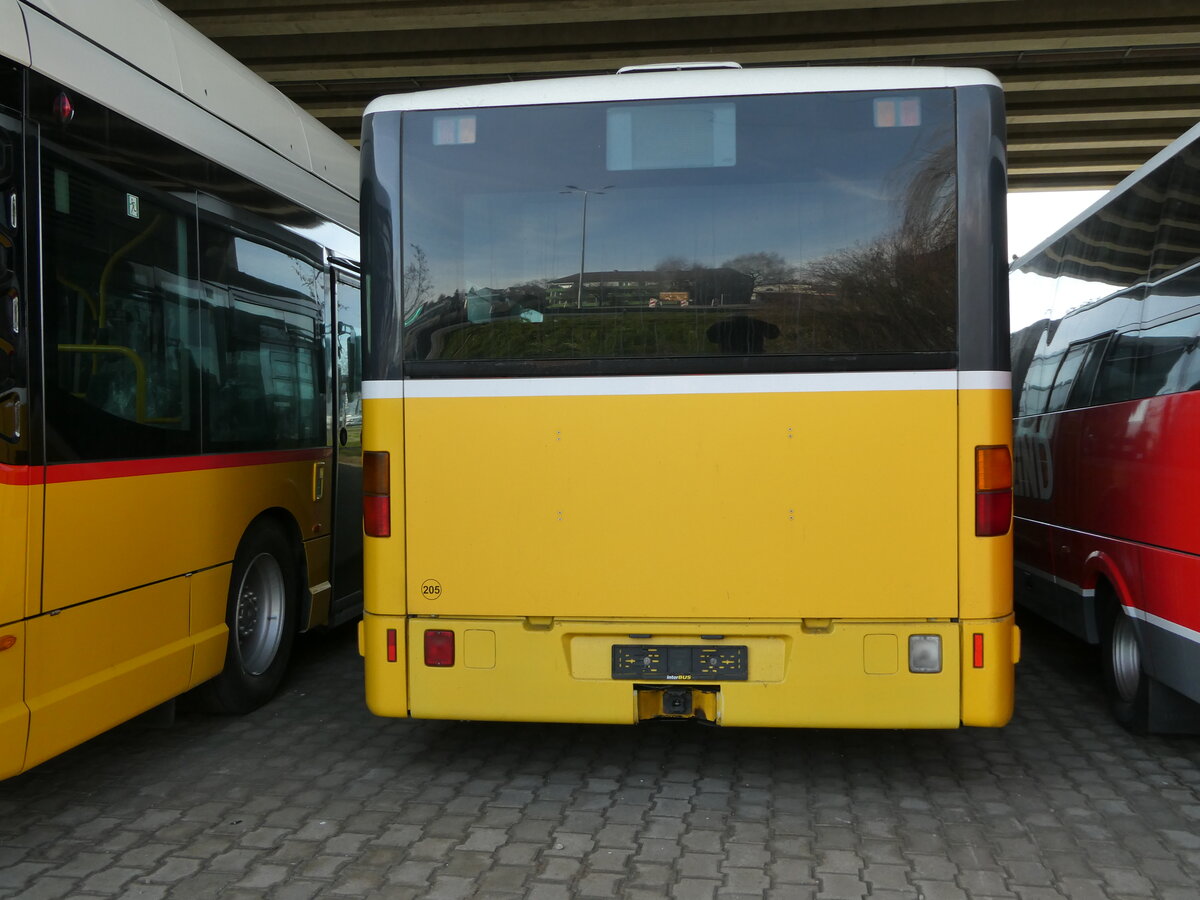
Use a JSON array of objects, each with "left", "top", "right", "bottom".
[
  {"left": 198, "top": 522, "right": 298, "bottom": 715},
  {"left": 1102, "top": 603, "right": 1150, "bottom": 733}
]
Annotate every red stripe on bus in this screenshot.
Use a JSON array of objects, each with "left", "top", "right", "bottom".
[
  {"left": 34, "top": 448, "right": 333, "bottom": 485},
  {"left": 0, "top": 463, "right": 38, "bottom": 486}
]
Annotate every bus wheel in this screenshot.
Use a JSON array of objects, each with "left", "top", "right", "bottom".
[
  {"left": 1102, "top": 606, "right": 1149, "bottom": 733},
  {"left": 198, "top": 523, "right": 298, "bottom": 714}
]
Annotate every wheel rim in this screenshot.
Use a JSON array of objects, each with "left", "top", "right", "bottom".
[
  {"left": 235, "top": 551, "right": 286, "bottom": 676},
  {"left": 1110, "top": 614, "right": 1142, "bottom": 703}
]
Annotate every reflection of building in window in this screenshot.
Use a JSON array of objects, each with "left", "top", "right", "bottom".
[
  {"left": 751, "top": 281, "right": 830, "bottom": 304},
  {"left": 546, "top": 267, "right": 753, "bottom": 307}
]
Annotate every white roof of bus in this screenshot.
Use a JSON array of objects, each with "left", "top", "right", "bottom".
[
  {"left": 2, "top": 0, "right": 357, "bottom": 231},
  {"left": 364, "top": 65, "right": 1001, "bottom": 116},
  {"left": 1011, "top": 115, "right": 1200, "bottom": 273}
]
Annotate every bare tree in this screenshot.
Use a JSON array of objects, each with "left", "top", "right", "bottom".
[
  {"left": 721, "top": 251, "right": 797, "bottom": 289},
  {"left": 401, "top": 243, "right": 433, "bottom": 310},
  {"left": 796, "top": 142, "right": 957, "bottom": 351}
]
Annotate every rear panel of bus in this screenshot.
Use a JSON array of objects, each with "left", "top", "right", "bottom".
[{"left": 361, "top": 70, "right": 1015, "bottom": 728}]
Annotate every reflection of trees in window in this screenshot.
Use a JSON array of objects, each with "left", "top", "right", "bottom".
[
  {"left": 720, "top": 252, "right": 798, "bottom": 292},
  {"left": 795, "top": 143, "right": 957, "bottom": 352},
  {"left": 401, "top": 243, "right": 433, "bottom": 311},
  {"left": 646, "top": 260, "right": 755, "bottom": 306},
  {"left": 291, "top": 257, "right": 325, "bottom": 306},
  {"left": 653, "top": 257, "right": 692, "bottom": 297}
]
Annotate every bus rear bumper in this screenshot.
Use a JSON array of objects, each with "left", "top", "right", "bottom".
[{"left": 362, "top": 614, "right": 1017, "bottom": 728}]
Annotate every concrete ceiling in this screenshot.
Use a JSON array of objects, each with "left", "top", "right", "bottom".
[{"left": 159, "top": 0, "right": 1200, "bottom": 191}]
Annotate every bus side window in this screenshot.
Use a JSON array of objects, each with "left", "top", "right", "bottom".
[
  {"left": 1090, "top": 332, "right": 1140, "bottom": 406},
  {"left": 1132, "top": 310, "right": 1200, "bottom": 398},
  {"left": 41, "top": 153, "right": 200, "bottom": 462},
  {"left": 1180, "top": 318, "right": 1200, "bottom": 393},
  {"left": 198, "top": 222, "right": 326, "bottom": 452},
  {"left": 1045, "top": 343, "right": 1088, "bottom": 413},
  {"left": 1017, "top": 344, "right": 1060, "bottom": 417},
  {"left": 1064, "top": 336, "right": 1109, "bottom": 410}
]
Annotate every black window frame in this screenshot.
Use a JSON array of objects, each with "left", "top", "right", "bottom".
[
  {"left": 27, "top": 71, "right": 349, "bottom": 465},
  {"left": 362, "top": 82, "right": 1008, "bottom": 382}
]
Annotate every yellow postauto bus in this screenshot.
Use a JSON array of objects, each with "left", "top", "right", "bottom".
[
  {"left": 358, "top": 63, "right": 1016, "bottom": 728},
  {"left": 1, "top": 0, "right": 364, "bottom": 778}
]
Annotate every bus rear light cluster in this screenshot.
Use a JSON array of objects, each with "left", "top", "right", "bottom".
[
  {"left": 424, "top": 630, "right": 455, "bottom": 666},
  {"left": 363, "top": 451, "right": 391, "bottom": 537},
  {"left": 975, "top": 445, "right": 1012, "bottom": 537}
]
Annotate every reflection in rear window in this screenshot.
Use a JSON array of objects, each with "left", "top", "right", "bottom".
[{"left": 399, "top": 90, "right": 958, "bottom": 371}]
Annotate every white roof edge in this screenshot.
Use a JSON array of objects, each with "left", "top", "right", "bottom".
[
  {"left": 16, "top": 0, "right": 357, "bottom": 213},
  {"left": 0, "top": 0, "right": 31, "bottom": 66},
  {"left": 1011, "top": 116, "right": 1200, "bottom": 272},
  {"left": 364, "top": 65, "right": 1001, "bottom": 116}
]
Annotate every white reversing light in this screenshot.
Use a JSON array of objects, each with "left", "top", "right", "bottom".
[{"left": 909, "top": 635, "right": 942, "bottom": 673}]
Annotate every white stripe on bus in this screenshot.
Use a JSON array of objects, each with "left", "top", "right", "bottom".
[
  {"left": 364, "top": 370, "right": 1009, "bottom": 400},
  {"left": 1124, "top": 607, "right": 1200, "bottom": 647},
  {"left": 959, "top": 370, "right": 1010, "bottom": 391}
]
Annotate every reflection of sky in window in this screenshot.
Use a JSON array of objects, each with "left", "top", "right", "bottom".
[
  {"left": 285, "top": 220, "right": 358, "bottom": 259},
  {"left": 1144, "top": 269, "right": 1200, "bottom": 323},
  {"left": 234, "top": 237, "right": 320, "bottom": 299},
  {"left": 1010, "top": 270, "right": 1125, "bottom": 328}
]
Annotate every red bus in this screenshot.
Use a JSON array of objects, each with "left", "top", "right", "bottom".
[{"left": 1011, "top": 123, "right": 1200, "bottom": 733}]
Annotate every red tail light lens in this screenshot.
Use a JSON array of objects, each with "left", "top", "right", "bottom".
[
  {"left": 386, "top": 628, "right": 398, "bottom": 663},
  {"left": 54, "top": 92, "right": 74, "bottom": 124},
  {"left": 976, "top": 490, "right": 1012, "bottom": 537},
  {"left": 973, "top": 632, "right": 985, "bottom": 668},
  {"left": 363, "top": 495, "right": 391, "bottom": 538},
  {"left": 975, "top": 445, "right": 1012, "bottom": 537},
  {"left": 424, "top": 630, "right": 454, "bottom": 667},
  {"left": 363, "top": 451, "right": 391, "bottom": 537}
]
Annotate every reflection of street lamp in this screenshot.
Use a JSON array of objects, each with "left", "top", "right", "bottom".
[{"left": 561, "top": 185, "right": 612, "bottom": 309}]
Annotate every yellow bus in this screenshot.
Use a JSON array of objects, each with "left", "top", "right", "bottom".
[
  {"left": 358, "top": 63, "right": 1016, "bottom": 729},
  {"left": 0, "top": 0, "right": 364, "bottom": 778}
]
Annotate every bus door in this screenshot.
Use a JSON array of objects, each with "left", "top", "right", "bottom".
[
  {"left": 0, "top": 101, "right": 34, "bottom": 777},
  {"left": 330, "top": 269, "right": 363, "bottom": 622}
]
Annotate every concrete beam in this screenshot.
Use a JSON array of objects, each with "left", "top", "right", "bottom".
[
  {"left": 157, "top": 0, "right": 1200, "bottom": 191},
  {"left": 168, "top": 0, "right": 1013, "bottom": 38}
]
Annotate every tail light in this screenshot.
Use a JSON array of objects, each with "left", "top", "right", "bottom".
[
  {"left": 975, "top": 445, "right": 1012, "bottom": 537},
  {"left": 363, "top": 450, "right": 391, "bottom": 537},
  {"left": 386, "top": 628, "right": 398, "bottom": 663},
  {"left": 424, "top": 630, "right": 455, "bottom": 666}
]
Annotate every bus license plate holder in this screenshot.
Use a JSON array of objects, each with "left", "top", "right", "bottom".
[{"left": 611, "top": 644, "right": 748, "bottom": 680}]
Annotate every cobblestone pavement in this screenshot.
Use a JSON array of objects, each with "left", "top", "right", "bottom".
[{"left": 3, "top": 615, "right": 1200, "bottom": 900}]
